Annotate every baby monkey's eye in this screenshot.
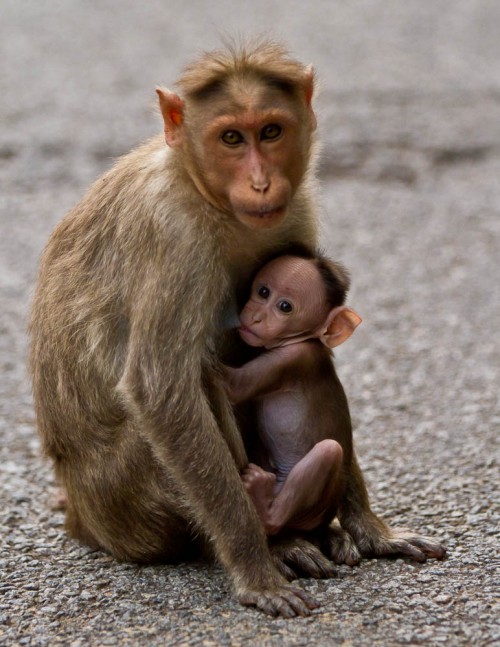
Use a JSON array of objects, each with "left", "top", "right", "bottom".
[
  {"left": 278, "top": 300, "right": 293, "bottom": 314},
  {"left": 257, "top": 286, "right": 270, "bottom": 299}
]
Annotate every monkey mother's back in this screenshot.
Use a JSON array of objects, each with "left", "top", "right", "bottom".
[
  {"left": 28, "top": 138, "right": 225, "bottom": 441},
  {"left": 31, "top": 136, "right": 216, "bottom": 349}
]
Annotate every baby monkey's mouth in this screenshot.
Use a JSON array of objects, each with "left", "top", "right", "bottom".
[{"left": 237, "top": 324, "right": 263, "bottom": 346}]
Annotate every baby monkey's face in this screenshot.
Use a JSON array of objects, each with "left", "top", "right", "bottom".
[{"left": 238, "top": 256, "right": 329, "bottom": 349}]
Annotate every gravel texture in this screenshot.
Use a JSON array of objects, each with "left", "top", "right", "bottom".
[{"left": 1, "top": 1, "right": 499, "bottom": 645}]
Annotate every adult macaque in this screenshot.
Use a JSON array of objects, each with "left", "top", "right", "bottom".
[
  {"left": 29, "top": 41, "right": 445, "bottom": 619},
  {"left": 224, "top": 251, "right": 362, "bottom": 537}
]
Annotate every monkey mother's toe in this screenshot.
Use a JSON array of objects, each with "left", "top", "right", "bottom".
[
  {"left": 412, "top": 536, "right": 447, "bottom": 560},
  {"left": 382, "top": 530, "right": 447, "bottom": 562}
]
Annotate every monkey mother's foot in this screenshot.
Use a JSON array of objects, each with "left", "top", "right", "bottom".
[
  {"left": 237, "top": 581, "right": 319, "bottom": 618},
  {"left": 269, "top": 534, "right": 338, "bottom": 581},
  {"left": 349, "top": 519, "right": 447, "bottom": 562},
  {"left": 369, "top": 528, "right": 447, "bottom": 562}
]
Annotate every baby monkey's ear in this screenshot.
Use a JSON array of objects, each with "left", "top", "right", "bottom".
[{"left": 319, "top": 306, "right": 362, "bottom": 349}]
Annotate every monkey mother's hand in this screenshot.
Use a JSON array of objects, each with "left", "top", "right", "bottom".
[
  {"left": 237, "top": 579, "right": 318, "bottom": 618},
  {"left": 325, "top": 523, "right": 362, "bottom": 566},
  {"left": 269, "top": 534, "right": 338, "bottom": 581}
]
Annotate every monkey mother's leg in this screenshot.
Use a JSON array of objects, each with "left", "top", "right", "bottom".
[
  {"left": 61, "top": 430, "right": 197, "bottom": 563},
  {"left": 336, "top": 455, "right": 447, "bottom": 562}
]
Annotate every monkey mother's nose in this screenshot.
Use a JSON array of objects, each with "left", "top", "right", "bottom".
[{"left": 251, "top": 177, "right": 270, "bottom": 193}]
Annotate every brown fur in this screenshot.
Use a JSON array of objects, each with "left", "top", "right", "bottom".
[
  {"left": 177, "top": 40, "right": 313, "bottom": 100},
  {"left": 30, "top": 41, "right": 323, "bottom": 617},
  {"left": 29, "top": 40, "right": 444, "bottom": 618}
]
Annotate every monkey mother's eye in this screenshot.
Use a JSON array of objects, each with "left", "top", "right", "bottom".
[
  {"left": 277, "top": 300, "right": 293, "bottom": 314},
  {"left": 260, "top": 124, "right": 282, "bottom": 141},
  {"left": 221, "top": 130, "right": 244, "bottom": 146},
  {"left": 257, "top": 286, "right": 270, "bottom": 299}
]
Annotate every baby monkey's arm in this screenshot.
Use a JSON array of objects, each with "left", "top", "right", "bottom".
[{"left": 223, "top": 344, "right": 312, "bottom": 405}]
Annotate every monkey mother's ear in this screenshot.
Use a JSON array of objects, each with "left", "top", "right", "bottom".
[
  {"left": 303, "top": 65, "right": 317, "bottom": 131},
  {"left": 319, "top": 306, "right": 362, "bottom": 349},
  {"left": 156, "top": 87, "right": 185, "bottom": 148}
]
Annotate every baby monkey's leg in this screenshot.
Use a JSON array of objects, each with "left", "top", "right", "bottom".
[{"left": 242, "top": 440, "right": 343, "bottom": 536}]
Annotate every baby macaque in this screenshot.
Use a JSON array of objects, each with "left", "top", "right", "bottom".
[{"left": 224, "top": 249, "right": 361, "bottom": 536}]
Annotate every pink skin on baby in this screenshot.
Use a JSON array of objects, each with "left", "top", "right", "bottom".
[{"left": 225, "top": 255, "right": 361, "bottom": 535}]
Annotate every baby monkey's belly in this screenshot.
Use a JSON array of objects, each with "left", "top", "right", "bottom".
[{"left": 256, "top": 391, "right": 312, "bottom": 483}]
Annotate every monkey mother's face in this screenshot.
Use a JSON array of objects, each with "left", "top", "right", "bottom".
[
  {"left": 188, "top": 89, "right": 311, "bottom": 230},
  {"left": 238, "top": 256, "right": 328, "bottom": 348}
]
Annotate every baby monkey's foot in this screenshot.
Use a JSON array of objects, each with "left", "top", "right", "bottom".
[{"left": 241, "top": 463, "right": 277, "bottom": 532}]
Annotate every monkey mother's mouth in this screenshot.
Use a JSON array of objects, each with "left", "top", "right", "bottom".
[{"left": 242, "top": 206, "right": 285, "bottom": 219}]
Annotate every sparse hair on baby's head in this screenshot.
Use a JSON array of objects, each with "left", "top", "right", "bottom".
[{"left": 259, "top": 243, "right": 350, "bottom": 308}]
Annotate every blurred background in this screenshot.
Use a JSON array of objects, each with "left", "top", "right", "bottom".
[{"left": 1, "top": 1, "right": 498, "bottom": 645}]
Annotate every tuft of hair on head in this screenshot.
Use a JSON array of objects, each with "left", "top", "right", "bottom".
[{"left": 176, "top": 37, "right": 314, "bottom": 103}]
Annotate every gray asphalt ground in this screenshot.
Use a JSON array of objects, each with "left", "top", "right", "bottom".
[{"left": 1, "top": 1, "right": 499, "bottom": 645}]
